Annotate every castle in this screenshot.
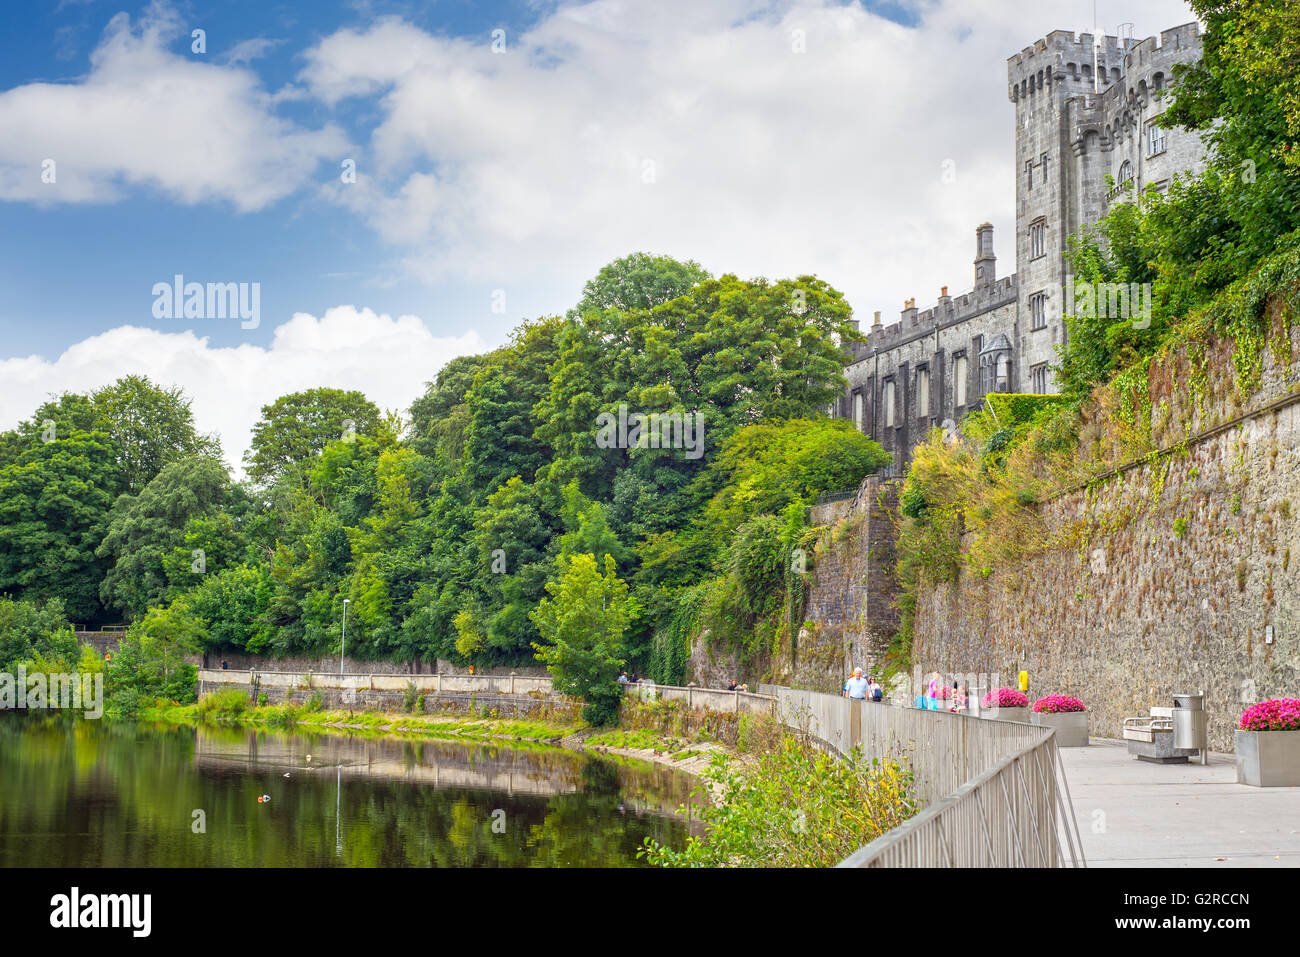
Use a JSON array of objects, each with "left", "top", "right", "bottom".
[{"left": 836, "top": 23, "right": 1209, "bottom": 473}]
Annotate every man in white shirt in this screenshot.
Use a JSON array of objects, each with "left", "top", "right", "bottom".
[{"left": 843, "top": 668, "right": 869, "bottom": 700}]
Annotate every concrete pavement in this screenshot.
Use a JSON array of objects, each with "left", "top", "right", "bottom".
[{"left": 1060, "top": 738, "right": 1300, "bottom": 867}]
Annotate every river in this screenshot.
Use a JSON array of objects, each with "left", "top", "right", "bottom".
[{"left": 0, "top": 714, "right": 699, "bottom": 867}]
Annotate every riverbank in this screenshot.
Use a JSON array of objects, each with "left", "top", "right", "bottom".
[{"left": 141, "top": 700, "right": 735, "bottom": 784}]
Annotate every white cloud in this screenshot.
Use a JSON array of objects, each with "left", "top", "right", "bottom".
[
  {"left": 304, "top": 0, "right": 1197, "bottom": 322},
  {"left": 0, "top": 307, "right": 487, "bottom": 475},
  {"left": 0, "top": 3, "right": 346, "bottom": 210}
]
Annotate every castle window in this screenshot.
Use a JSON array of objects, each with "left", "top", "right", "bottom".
[
  {"left": 1117, "top": 159, "right": 1133, "bottom": 190},
  {"left": 1040, "top": 152, "right": 1049, "bottom": 180},
  {"left": 1147, "top": 122, "right": 1166, "bottom": 156},
  {"left": 1030, "top": 291, "right": 1047, "bottom": 330},
  {"left": 953, "top": 355, "right": 968, "bottom": 406},
  {"left": 1025, "top": 160, "right": 1033, "bottom": 190},
  {"left": 884, "top": 379, "right": 896, "bottom": 428},
  {"left": 1029, "top": 221, "right": 1046, "bottom": 259},
  {"left": 916, "top": 367, "right": 930, "bottom": 420},
  {"left": 852, "top": 391, "right": 864, "bottom": 431},
  {"left": 1031, "top": 363, "right": 1049, "bottom": 395}
]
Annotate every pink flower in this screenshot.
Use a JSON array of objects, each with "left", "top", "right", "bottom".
[
  {"left": 1032, "top": 694, "right": 1086, "bottom": 714},
  {"left": 981, "top": 687, "right": 1028, "bottom": 708},
  {"left": 1238, "top": 698, "right": 1300, "bottom": 732}
]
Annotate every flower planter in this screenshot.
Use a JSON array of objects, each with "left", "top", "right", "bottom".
[
  {"left": 1031, "top": 710, "right": 1089, "bottom": 747},
  {"left": 980, "top": 707, "right": 1030, "bottom": 724},
  {"left": 1235, "top": 729, "right": 1300, "bottom": 787}
]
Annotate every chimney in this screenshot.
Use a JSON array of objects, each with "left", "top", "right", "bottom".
[
  {"left": 902, "top": 299, "right": 918, "bottom": 326},
  {"left": 974, "top": 222, "right": 996, "bottom": 287},
  {"left": 871, "top": 310, "right": 882, "bottom": 330}
]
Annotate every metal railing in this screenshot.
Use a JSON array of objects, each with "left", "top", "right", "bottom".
[{"left": 771, "top": 688, "right": 1085, "bottom": 867}]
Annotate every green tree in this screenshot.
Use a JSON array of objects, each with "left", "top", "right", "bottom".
[
  {"left": 96, "top": 456, "right": 238, "bottom": 620},
  {"left": 91, "top": 375, "right": 218, "bottom": 493},
  {"left": 104, "top": 605, "right": 201, "bottom": 714},
  {"left": 0, "top": 429, "right": 119, "bottom": 622},
  {"left": 245, "top": 388, "right": 381, "bottom": 486},
  {"left": 573, "top": 252, "right": 711, "bottom": 316},
  {"left": 532, "top": 553, "right": 629, "bottom": 726},
  {"left": 0, "top": 596, "right": 79, "bottom": 672}
]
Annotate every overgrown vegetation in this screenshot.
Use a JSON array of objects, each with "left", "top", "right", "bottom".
[{"left": 641, "top": 733, "right": 918, "bottom": 867}]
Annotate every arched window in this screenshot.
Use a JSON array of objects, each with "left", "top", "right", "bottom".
[{"left": 1118, "top": 160, "right": 1133, "bottom": 185}]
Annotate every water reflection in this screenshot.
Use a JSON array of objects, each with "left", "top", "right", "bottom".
[{"left": 0, "top": 714, "right": 699, "bottom": 867}]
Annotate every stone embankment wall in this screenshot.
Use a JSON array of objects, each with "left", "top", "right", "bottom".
[
  {"left": 770, "top": 476, "right": 901, "bottom": 693},
  {"left": 198, "top": 651, "right": 546, "bottom": 677},
  {"left": 914, "top": 314, "right": 1300, "bottom": 752}
]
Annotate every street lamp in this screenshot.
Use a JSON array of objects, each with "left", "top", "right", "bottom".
[{"left": 340, "top": 598, "right": 351, "bottom": 676}]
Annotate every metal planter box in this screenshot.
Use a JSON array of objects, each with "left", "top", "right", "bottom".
[
  {"left": 1236, "top": 729, "right": 1300, "bottom": 787},
  {"left": 1031, "top": 710, "right": 1089, "bottom": 747},
  {"left": 977, "top": 707, "right": 1029, "bottom": 722}
]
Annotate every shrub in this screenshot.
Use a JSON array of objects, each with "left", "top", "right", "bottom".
[
  {"left": 403, "top": 680, "right": 420, "bottom": 713},
  {"left": 736, "top": 712, "right": 782, "bottom": 754},
  {"left": 267, "top": 703, "right": 301, "bottom": 728},
  {"left": 982, "top": 688, "right": 1029, "bottom": 708},
  {"left": 1032, "top": 694, "right": 1086, "bottom": 713},
  {"left": 197, "top": 687, "right": 251, "bottom": 720},
  {"left": 1238, "top": 698, "right": 1300, "bottom": 731},
  {"left": 642, "top": 734, "right": 918, "bottom": 867},
  {"left": 303, "top": 691, "right": 323, "bottom": 713}
]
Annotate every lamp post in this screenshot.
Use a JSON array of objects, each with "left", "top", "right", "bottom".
[{"left": 340, "top": 598, "right": 350, "bottom": 676}]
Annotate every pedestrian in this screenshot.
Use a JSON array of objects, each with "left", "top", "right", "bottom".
[
  {"left": 843, "top": 668, "right": 869, "bottom": 700},
  {"left": 869, "top": 676, "right": 883, "bottom": 702},
  {"left": 618, "top": 672, "right": 629, "bottom": 684},
  {"left": 727, "top": 679, "right": 738, "bottom": 691},
  {"left": 949, "top": 680, "right": 964, "bottom": 713},
  {"left": 221, "top": 659, "right": 228, "bottom": 671}
]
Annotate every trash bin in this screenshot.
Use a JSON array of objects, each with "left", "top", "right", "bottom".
[{"left": 1173, "top": 692, "right": 1207, "bottom": 759}]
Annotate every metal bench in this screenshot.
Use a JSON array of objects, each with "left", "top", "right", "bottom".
[{"left": 1122, "top": 706, "right": 1199, "bottom": 763}]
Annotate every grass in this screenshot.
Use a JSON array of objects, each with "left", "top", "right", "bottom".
[
  {"left": 142, "top": 699, "right": 586, "bottom": 746},
  {"left": 583, "top": 726, "right": 709, "bottom": 754}
]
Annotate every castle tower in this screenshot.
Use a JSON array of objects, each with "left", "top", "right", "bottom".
[
  {"left": 1006, "top": 24, "right": 1204, "bottom": 395},
  {"left": 1008, "top": 30, "right": 1135, "bottom": 394}
]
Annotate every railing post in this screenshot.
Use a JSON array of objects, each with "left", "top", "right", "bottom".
[{"left": 687, "top": 683, "right": 695, "bottom": 709}]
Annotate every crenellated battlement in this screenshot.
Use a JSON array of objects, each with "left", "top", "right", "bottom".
[
  {"left": 850, "top": 275, "right": 1018, "bottom": 359},
  {"left": 1008, "top": 29, "right": 1141, "bottom": 103}
]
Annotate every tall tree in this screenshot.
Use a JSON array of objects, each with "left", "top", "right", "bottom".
[
  {"left": 91, "top": 375, "right": 217, "bottom": 493},
  {"left": 96, "top": 456, "right": 239, "bottom": 620},
  {"left": 0, "top": 429, "right": 119, "bottom": 622},
  {"left": 245, "top": 388, "right": 381, "bottom": 486},
  {"left": 573, "top": 252, "right": 711, "bottom": 316},
  {"left": 532, "top": 553, "right": 629, "bottom": 726}
]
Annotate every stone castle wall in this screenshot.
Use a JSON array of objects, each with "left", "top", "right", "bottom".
[{"left": 913, "top": 316, "right": 1300, "bottom": 752}]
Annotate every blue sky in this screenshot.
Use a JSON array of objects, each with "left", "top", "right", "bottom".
[{"left": 0, "top": 0, "right": 1195, "bottom": 468}]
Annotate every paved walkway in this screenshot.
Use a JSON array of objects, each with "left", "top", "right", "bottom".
[{"left": 1060, "top": 738, "right": 1300, "bottom": 867}]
